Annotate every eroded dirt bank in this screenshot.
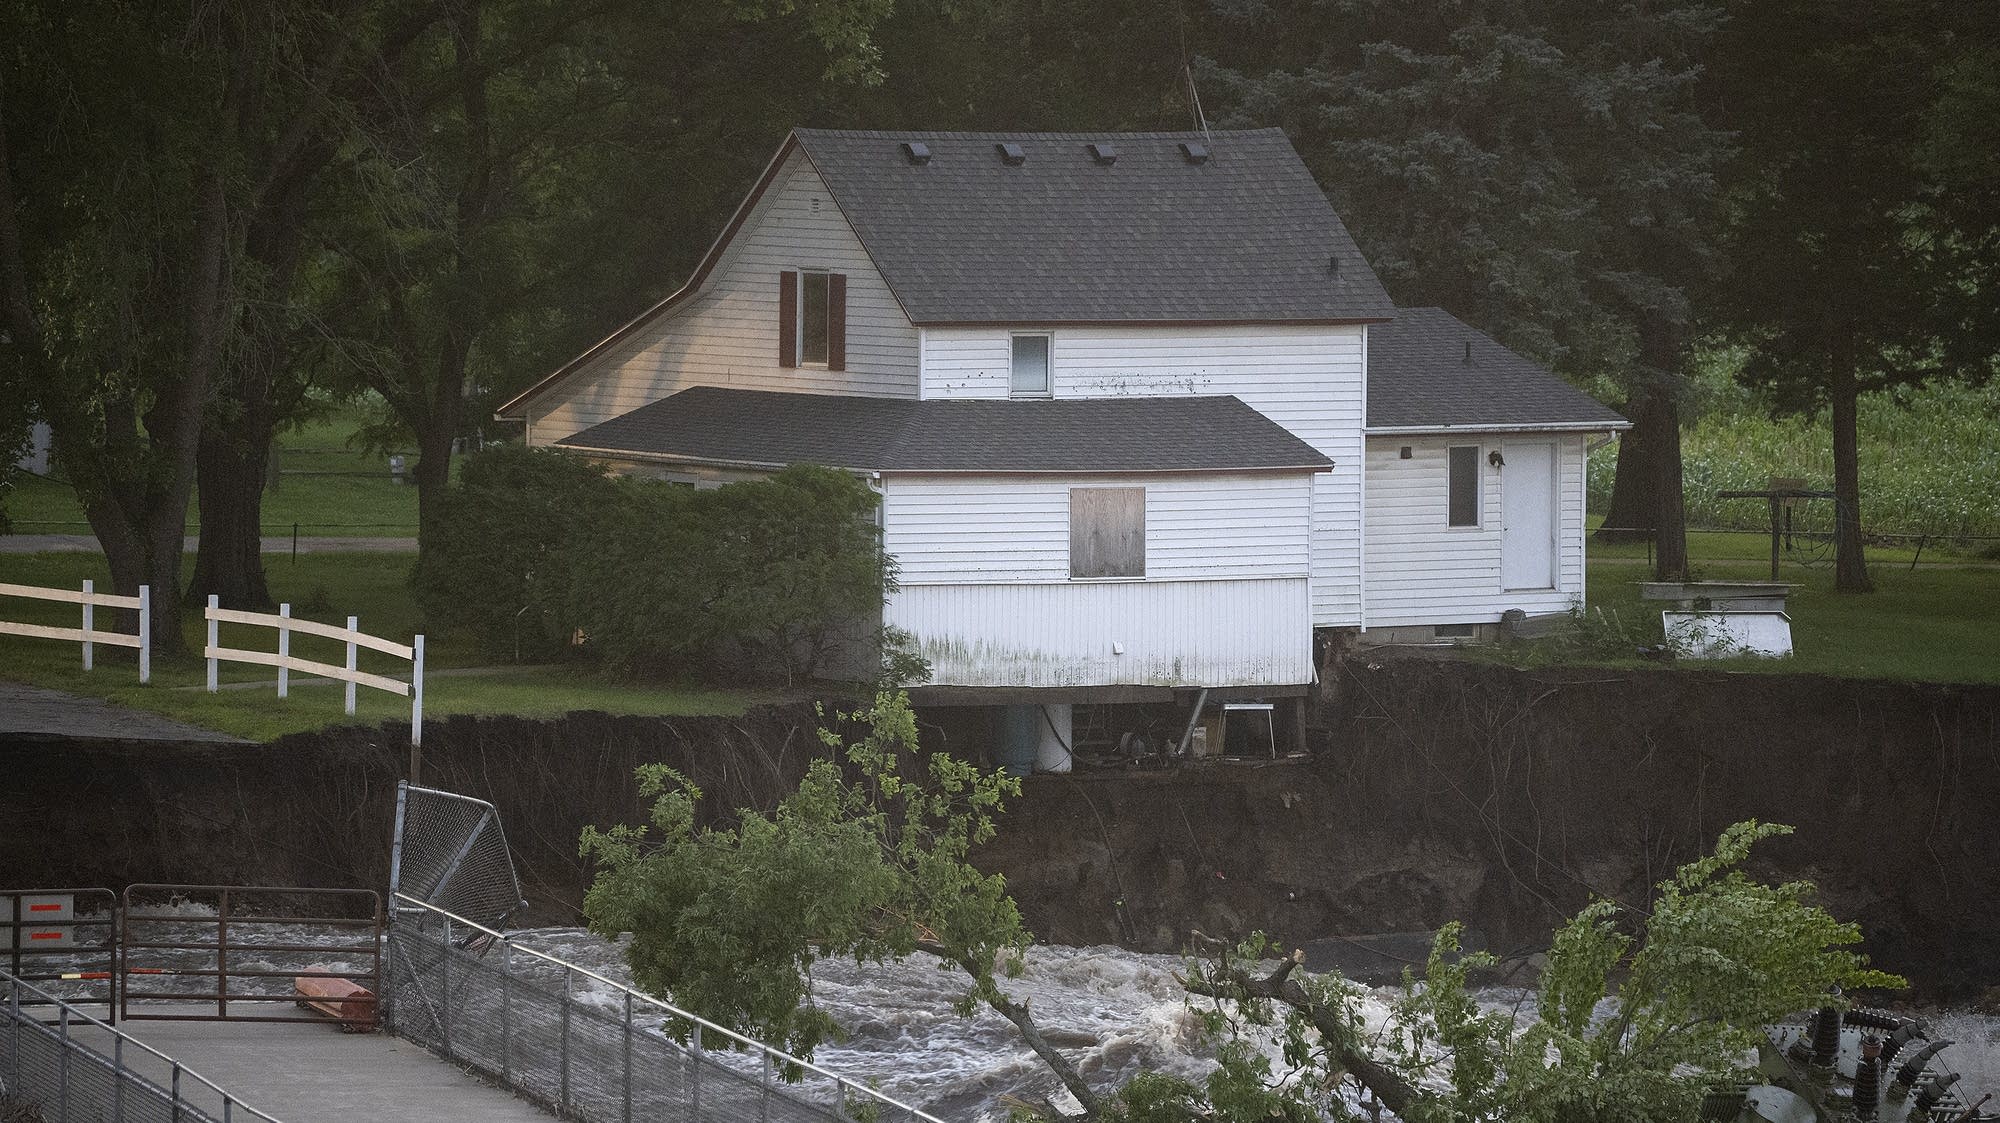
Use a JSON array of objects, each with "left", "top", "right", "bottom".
[{"left": 4, "top": 663, "right": 1995, "bottom": 994}]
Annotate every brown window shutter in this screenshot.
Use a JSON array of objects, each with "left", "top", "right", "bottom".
[
  {"left": 778, "top": 271, "right": 798, "bottom": 367},
  {"left": 827, "top": 273, "right": 847, "bottom": 371}
]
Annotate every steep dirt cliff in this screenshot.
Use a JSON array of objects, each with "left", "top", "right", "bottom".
[{"left": 5, "top": 663, "right": 1994, "bottom": 994}]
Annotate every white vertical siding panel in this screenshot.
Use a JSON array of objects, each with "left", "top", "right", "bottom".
[
  {"left": 528, "top": 151, "right": 918, "bottom": 443},
  {"left": 916, "top": 325, "right": 1365, "bottom": 627},
  {"left": 1361, "top": 434, "right": 1588, "bottom": 626},
  {"left": 887, "top": 578, "right": 1312, "bottom": 687}
]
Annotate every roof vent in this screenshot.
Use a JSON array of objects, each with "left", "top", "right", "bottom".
[
  {"left": 901, "top": 141, "right": 931, "bottom": 166},
  {"left": 1087, "top": 142, "right": 1118, "bottom": 165},
  {"left": 1179, "top": 141, "right": 1210, "bottom": 165},
  {"left": 996, "top": 142, "right": 1026, "bottom": 166},
  {"left": 1464, "top": 340, "right": 1474, "bottom": 364}
]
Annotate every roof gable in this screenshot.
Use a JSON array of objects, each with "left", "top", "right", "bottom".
[
  {"left": 795, "top": 128, "right": 1394, "bottom": 325},
  {"left": 1366, "top": 308, "right": 1630, "bottom": 431},
  {"left": 557, "top": 387, "right": 1333, "bottom": 474}
]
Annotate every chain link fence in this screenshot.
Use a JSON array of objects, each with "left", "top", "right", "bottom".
[
  {"left": 390, "top": 783, "right": 525, "bottom": 930},
  {"left": 2, "top": 970, "right": 282, "bottom": 1123},
  {"left": 385, "top": 897, "right": 942, "bottom": 1123}
]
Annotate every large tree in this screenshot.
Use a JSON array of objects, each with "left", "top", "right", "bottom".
[
  {"left": 310, "top": 0, "right": 894, "bottom": 563},
  {"left": 0, "top": 2, "right": 364, "bottom": 649},
  {"left": 1703, "top": 0, "right": 2000, "bottom": 592},
  {"left": 1197, "top": 0, "right": 1730, "bottom": 580}
]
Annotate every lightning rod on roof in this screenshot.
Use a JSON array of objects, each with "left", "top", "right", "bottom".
[{"left": 1185, "top": 63, "right": 1212, "bottom": 149}]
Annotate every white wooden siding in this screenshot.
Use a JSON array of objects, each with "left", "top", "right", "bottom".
[
  {"left": 883, "top": 474, "right": 1313, "bottom": 585},
  {"left": 1362, "top": 434, "right": 1587, "bottom": 627},
  {"left": 882, "top": 472, "right": 1314, "bottom": 687},
  {"left": 919, "top": 325, "right": 1366, "bottom": 627},
  {"left": 889, "top": 578, "right": 1312, "bottom": 688},
  {"left": 527, "top": 151, "right": 917, "bottom": 444}
]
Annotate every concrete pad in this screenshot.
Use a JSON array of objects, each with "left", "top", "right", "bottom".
[{"left": 73, "top": 1013, "right": 553, "bottom": 1122}]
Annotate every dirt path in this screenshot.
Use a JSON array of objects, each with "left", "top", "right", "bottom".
[
  {"left": 0, "top": 534, "right": 417, "bottom": 554},
  {"left": 0, "top": 681, "right": 246, "bottom": 742}
]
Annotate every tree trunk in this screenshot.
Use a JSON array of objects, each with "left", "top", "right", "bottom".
[
  {"left": 1829, "top": 339, "right": 1873, "bottom": 592},
  {"left": 1644, "top": 388, "right": 1690, "bottom": 582},
  {"left": 1595, "top": 422, "right": 1657, "bottom": 544},
  {"left": 186, "top": 417, "right": 276, "bottom": 610},
  {"left": 412, "top": 393, "right": 461, "bottom": 568},
  {"left": 1622, "top": 316, "right": 1691, "bottom": 581}
]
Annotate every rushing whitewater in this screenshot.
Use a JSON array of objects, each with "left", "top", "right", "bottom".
[
  {"left": 68, "top": 907, "right": 2000, "bottom": 1120},
  {"left": 513, "top": 927, "right": 2000, "bottom": 1120}
]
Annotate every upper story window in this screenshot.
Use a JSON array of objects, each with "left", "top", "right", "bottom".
[
  {"left": 1070, "top": 486, "right": 1145, "bottom": 578},
  {"left": 1011, "top": 333, "right": 1051, "bottom": 397},
  {"left": 778, "top": 270, "right": 845, "bottom": 371},
  {"left": 1448, "top": 445, "right": 1481, "bottom": 527},
  {"left": 799, "top": 271, "right": 830, "bottom": 365}
]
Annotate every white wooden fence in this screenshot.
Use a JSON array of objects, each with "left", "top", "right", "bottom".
[
  {"left": 0, "top": 580, "right": 151, "bottom": 682},
  {"left": 204, "top": 595, "right": 426, "bottom": 745}
]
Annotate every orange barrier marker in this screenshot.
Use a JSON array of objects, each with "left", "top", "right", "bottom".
[{"left": 294, "top": 973, "right": 377, "bottom": 1032}]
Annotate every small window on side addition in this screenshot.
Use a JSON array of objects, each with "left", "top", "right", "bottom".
[
  {"left": 1070, "top": 487, "right": 1145, "bottom": 578},
  {"left": 1447, "top": 445, "right": 1481, "bottom": 527},
  {"left": 1011, "top": 334, "right": 1051, "bottom": 396}
]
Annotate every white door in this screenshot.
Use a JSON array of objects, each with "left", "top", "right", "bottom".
[{"left": 1501, "top": 441, "right": 1556, "bottom": 590}]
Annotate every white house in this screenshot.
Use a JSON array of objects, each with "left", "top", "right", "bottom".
[{"left": 496, "top": 128, "right": 1627, "bottom": 736}]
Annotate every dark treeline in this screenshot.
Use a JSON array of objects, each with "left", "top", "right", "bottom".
[{"left": 2, "top": 0, "right": 1995, "bottom": 651}]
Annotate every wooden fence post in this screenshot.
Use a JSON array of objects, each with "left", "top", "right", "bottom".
[
  {"left": 138, "top": 585, "right": 150, "bottom": 684},
  {"left": 278, "top": 604, "right": 291, "bottom": 699},
  {"left": 410, "top": 634, "right": 425, "bottom": 766},
  {"left": 207, "top": 595, "right": 220, "bottom": 693},
  {"left": 345, "top": 616, "right": 359, "bottom": 716},
  {"left": 81, "top": 579, "right": 93, "bottom": 671}
]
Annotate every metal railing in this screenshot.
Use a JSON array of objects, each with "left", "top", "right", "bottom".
[
  {"left": 120, "top": 885, "right": 382, "bottom": 1029},
  {"left": 4, "top": 889, "right": 120, "bottom": 1023},
  {"left": 2, "top": 969, "right": 283, "bottom": 1122},
  {"left": 386, "top": 894, "right": 945, "bottom": 1123}
]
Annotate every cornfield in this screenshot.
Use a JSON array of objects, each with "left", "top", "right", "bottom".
[{"left": 1588, "top": 381, "right": 2000, "bottom": 540}]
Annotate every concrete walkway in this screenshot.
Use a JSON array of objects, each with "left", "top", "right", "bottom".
[
  {"left": 0, "top": 681, "right": 245, "bottom": 743},
  {"left": 0, "top": 534, "right": 418, "bottom": 553},
  {"left": 73, "top": 1014, "right": 553, "bottom": 1122}
]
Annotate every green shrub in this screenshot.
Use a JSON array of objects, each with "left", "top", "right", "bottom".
[
  {"left": 425, "top": 451, "right": 894, "bottom": 684},
  {"left": 568, "top": 464, "right": 893, "bottom": 684},
  {"left": 415, "top": 444, "right": 623, "bottom": 660}
]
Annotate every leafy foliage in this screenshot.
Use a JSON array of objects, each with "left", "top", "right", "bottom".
[
  {"left": 414, "top": 444, "right": 622, "bottom": 660},
  {"left": 1138, "top": 821, "right": 1901, "bottom": 1123},
  {"left": 579, "top": 691, "right": 1023, "bottom": 1059},
  {"left": 421, "top": 451, "right": 898, "bottom": 683}
]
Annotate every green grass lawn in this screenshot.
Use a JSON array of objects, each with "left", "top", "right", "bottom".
[
  {"left": 1574, "top": 558, "right": 2000, "bottom": 684},
  {"left": 0, "top": 550, "right": 777, "bottom": 740},
  {"left": 6, "top": 407, "right": 428, "bottom": 536}
]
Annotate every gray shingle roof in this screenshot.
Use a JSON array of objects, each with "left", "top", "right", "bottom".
[
  {"left": 1367, "top": 308, "right": 1629, "bottom": 430},
  {"left": 794, "top": 129, "right": 1395, "bottom": 325},
  {"left": 557, "top": 387, "right": 1332, "bottom": 473}
]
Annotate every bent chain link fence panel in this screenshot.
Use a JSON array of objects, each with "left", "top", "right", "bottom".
[
  {"left": 385, "top": 899, "right": 939, "bottom": 1123},
  {"left": 389, "top": 782, "right": 524, "bottom": 930},
  {"left": 3, "top": 971, "right": 282, "bottom": 1123}
]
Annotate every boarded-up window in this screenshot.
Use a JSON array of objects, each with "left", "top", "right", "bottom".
[
  {"left": 1070, "top": 487, "right": 1145, "bottom": 578},
  {"left": 1448, "top": 445, "right": 1480, "bottom": 527}
]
